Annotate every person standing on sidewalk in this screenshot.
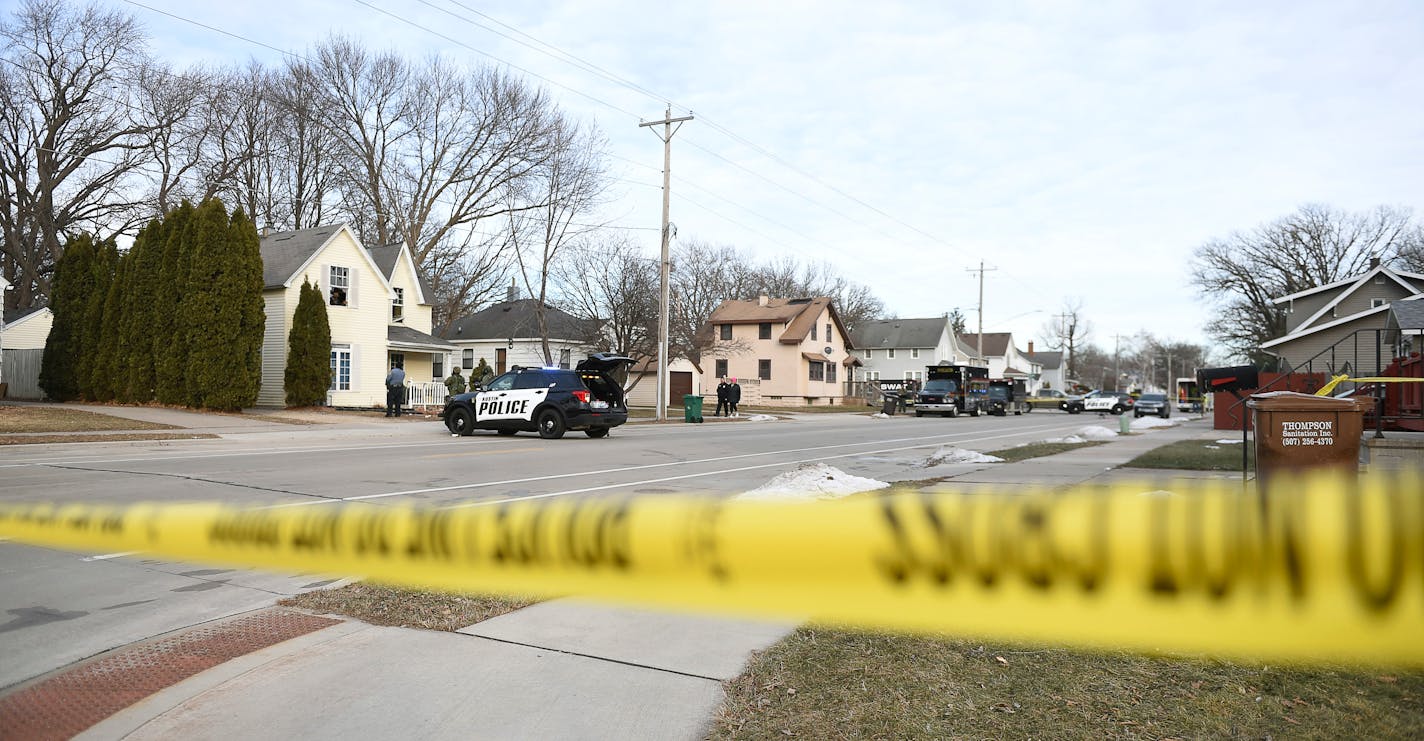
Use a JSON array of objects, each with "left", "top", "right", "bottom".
[
  {"left": 729, "top": 377, "right": 742, "bottom": 417},
  {"left": 385, "top": 362, "right": 407, "bottom": 417},
  {"left": 715, "top": 378, "right": 731, "bottom": 417}
]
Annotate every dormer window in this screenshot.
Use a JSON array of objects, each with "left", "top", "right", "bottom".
[
  {"left": 392, "top": 287, "right": 404, "bottom": 322},
  {"left": 329, "top": 266, "right": 349, "bottom": 306}
]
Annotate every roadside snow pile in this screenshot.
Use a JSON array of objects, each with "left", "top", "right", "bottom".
[
  {"left": 1044, "top": 425, "right": 1118, "bottom": 443},
  {"left": 744, "top": 414, "right": 777, "bottom": 422},
  {"left": 1130, "top": 416, "right": 1183, "bottom": 431},
  {"left": 923, "top": 445, "right": 1003, "bottom": 466},
  {"left": 1215, "top": 439, "right": 1243, "bottom": 444},
  {"left": 870, "top": 412, "right": 891, "bottom": 419},
  {"left": 737, "top": 463, "right": 890, "bottom": 502}
]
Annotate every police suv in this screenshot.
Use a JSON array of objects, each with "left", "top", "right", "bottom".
[{"left": 440, "top": 353, "right": 633, "bottom": 439}]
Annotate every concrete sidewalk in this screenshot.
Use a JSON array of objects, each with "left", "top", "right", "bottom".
[{"left": 28, "top": 417, "right": 1233, "bottom": 740}]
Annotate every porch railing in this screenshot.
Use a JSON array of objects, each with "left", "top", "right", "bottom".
[{"left": 406, "top": 381, "right": 448, "bottom": 408}]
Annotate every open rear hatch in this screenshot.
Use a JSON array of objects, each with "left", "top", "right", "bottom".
[{"left": 576, "top": 353, "right": 635, "bottom": 408}]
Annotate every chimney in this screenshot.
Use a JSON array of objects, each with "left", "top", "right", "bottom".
[
  {"left": 758, "top": 295, "right": 769, "bottom": 307},
  {"left": 507, "top": 277, "right": 518, "bottom": 303},
  {"left": 1028, "top": 341, "right": 1034, "bottom": 353},
  {"left": 259, "top": 223, "right": 274, "bottom": 238},
  {"left": 1370, "top": 256, "right": 1381, "bottom": 270}
]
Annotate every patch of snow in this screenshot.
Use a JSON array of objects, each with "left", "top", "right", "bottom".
[
  {"left": 1074, "top": 425, "right": 1120, "bottom": 441},
  {"left": 736, "top": 463, "right": 890, "bottom": 502},
  {"left": 923, "top": 445, "right": 1004, "bottom": 466},
  {"left": 1214, "top": 439, "right": 1243, "bottom": 445},
  {"left": 1204, "top": 445, "right": 1220, "bottom": 450},
  {"left": 1038, "top": 425, "right": 1120, "bottom": 444},
  {"left": 870, "top": 412, "right": 891, "bottom": 419},
  {"left": 744, "top": 414, "right": 776, "bottom": 422},
  {"left": 1130, "top": 416, "right": 1182, "bottom": 431}
]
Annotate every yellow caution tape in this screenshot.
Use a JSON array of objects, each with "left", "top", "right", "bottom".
[
  {"left": 1316, "top": 374, "right": 1424, "bottom": 397},
  {"left": 2, "top": 471, "right": 1422, "bottom": 666}
]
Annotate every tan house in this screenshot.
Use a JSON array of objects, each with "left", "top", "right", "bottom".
[
  {"left": 258, "top": 224, "right": 452, "bottom": 408},
  {"left": 1260, "top": 260, "right": 1424, "bottom": 375},
  {"left": 701, "top": 296, "right": 858, "bottom": 406}
]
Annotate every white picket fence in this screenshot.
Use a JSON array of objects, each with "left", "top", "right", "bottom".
[{"left": 405, "top": 381, "right": 448, "bottom": 409}]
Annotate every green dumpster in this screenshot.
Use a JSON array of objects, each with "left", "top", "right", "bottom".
[{"left": 683, "top": 394, "right": 704, "bottom": 423}]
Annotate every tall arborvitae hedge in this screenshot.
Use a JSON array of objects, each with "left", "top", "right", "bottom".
[
  {"left": 90, "top": 249, "right": 130, "bottom": 402},
  {"left": 285, "top": 278, "right": 332, "bottom": 407},
  {"left": 183, "top": 203, "right": 265, "bottom": 411},
  {"left": 154, "top": 201, "right": 195, "bottom": 405},
  {"left": 123, "top": 218, "right": 165, "bottom": 402},
  {"left": 78, "top": 239, "right": 119, "bottom": 401},
  {"left": 39, "top": 234, "right": 99, "bottom": 401}
]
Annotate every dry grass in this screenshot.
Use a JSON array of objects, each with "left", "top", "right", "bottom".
[
  {"left": 986, "top": 440, "right": 1108, "bottom": 463},
  {"left": 279, "top": 582, "right": 537, "bottom": 632},
  {"left": 1125, "top": 438, "right": 1255, "bottom": 471},
  {"left": 711, "top": 628, "right": 1424, "bottom": 740},
  {"left": 0, "top": 405, "right": 179, "bottom": 433}
]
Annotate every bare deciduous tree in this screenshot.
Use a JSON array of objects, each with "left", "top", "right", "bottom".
[
  {"left": 302, "top": 39, "right": 577, "bottom": 328},
  {"left": 510, "top": 118, "right": 607, "bottom": 363},
  {"left": 1040, "top": 298, "right": 1092, "bottom": 381},
  {"left": 1191, "top": 204, "right": 1424, "bottom": 364},
  {"left": 0, "top": 0, "right": 158, "bottom": 311},
  {"left": 553, "top": 237, "right": 658, "bottom": 386}
]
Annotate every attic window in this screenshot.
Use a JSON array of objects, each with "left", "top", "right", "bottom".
[
  {"left": 1372, "top": 298, "right": 1387, "bottom": 308},
  {"left": 329, "top": 266, "right": 349, "bottom": 306},
  {"left": 392, "top": 287, "right": 404, "bottom": 322},
  {"left": 811, "top": 323, "right": 818, "bottom": 341}
]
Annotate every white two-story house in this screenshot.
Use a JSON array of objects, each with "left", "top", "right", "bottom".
[
  {"left": 850, "top": 316, "right": 984, "bottom": 384},
  {"left": 258, "top": 224, "right": 453, "bottom": 408}
]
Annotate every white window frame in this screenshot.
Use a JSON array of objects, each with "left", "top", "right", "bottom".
[
  {"left": 904, "top": 370, "right": 923, "bottom": 382},
  {"left": 329, "top": 266, "right": 350, "bottom": 306},
  {"left": 887, "top": 348, "right": 896, "bottom": 359},
  {"left": 462, "top": 349, "right": 474, "bottom": 370},
  {"left": 330, "top": 345, "right": 352, "bottom": 391},
  {"left": 911, "top": 348, "right": 920, "bottom": 359},
  {"left": 392, "top": 287, "right": 404, "bottom": 322},
  {"left": 1371, "top": 298, "right": 1387, "bottom": 308},
  {"left": 559, "top": 348, "right": 571, "bottom": 369}
]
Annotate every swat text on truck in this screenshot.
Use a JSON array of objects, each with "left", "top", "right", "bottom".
[{"left": 915, "top": 364, "right": 988, "bottom": 417}]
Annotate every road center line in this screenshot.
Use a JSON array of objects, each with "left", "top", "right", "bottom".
[
  {"left": 447, "top": 426, "right": 1049, "bottom": 508},
  {"left": 263, "top": 421, "right": 1076, "bottom": 509}
]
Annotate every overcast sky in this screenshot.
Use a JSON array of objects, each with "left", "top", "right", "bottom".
[{"left": 80, "top": 0, "right": 1424, "bottom": 357}]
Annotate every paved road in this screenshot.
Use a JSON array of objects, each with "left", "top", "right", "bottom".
[{"left": 0, "top": 409, "right": 1123, "bottom": 689}]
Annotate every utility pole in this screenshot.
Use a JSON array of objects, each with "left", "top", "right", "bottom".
[
  {"left": 1052, "top": 311, "right": 1073, "bottom": 380},
  {"left": 1112, "top": 334, "right": 1123, "bottom": 391},
  {"left": 640, "top": 105, "right": 693, "bottom": 422},
  {"left": 966, "top": 261, "right": 996, "bottom": 363}
]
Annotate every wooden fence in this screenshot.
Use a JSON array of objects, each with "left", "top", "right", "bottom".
[{"left": 1, "top": 349, "right": 44, "bottom": 399}]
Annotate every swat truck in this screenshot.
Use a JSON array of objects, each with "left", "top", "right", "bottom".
[
  {"left": 986, "top": 378, "right": 1030, "bottom": 415},
  {"left": 915, "top": 364, "right": 989, "bottom": 417}
]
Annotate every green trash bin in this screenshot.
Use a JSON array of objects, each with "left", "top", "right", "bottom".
[{"left": 683, "top": 394, "right": 704, "bottom": 423}]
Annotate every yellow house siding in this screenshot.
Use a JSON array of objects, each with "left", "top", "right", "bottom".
[
  {"left": 389, "top": 250, "right": 434, "bottom": 334},
  {"left": 0, "top": 309, "right": 53, "bottom": 350},
  {"left": 301, "top": 231, "right": 394, "bottom": 407},
  {"left": 257, "top": 291, "right": 289, "bottom": 406}
]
